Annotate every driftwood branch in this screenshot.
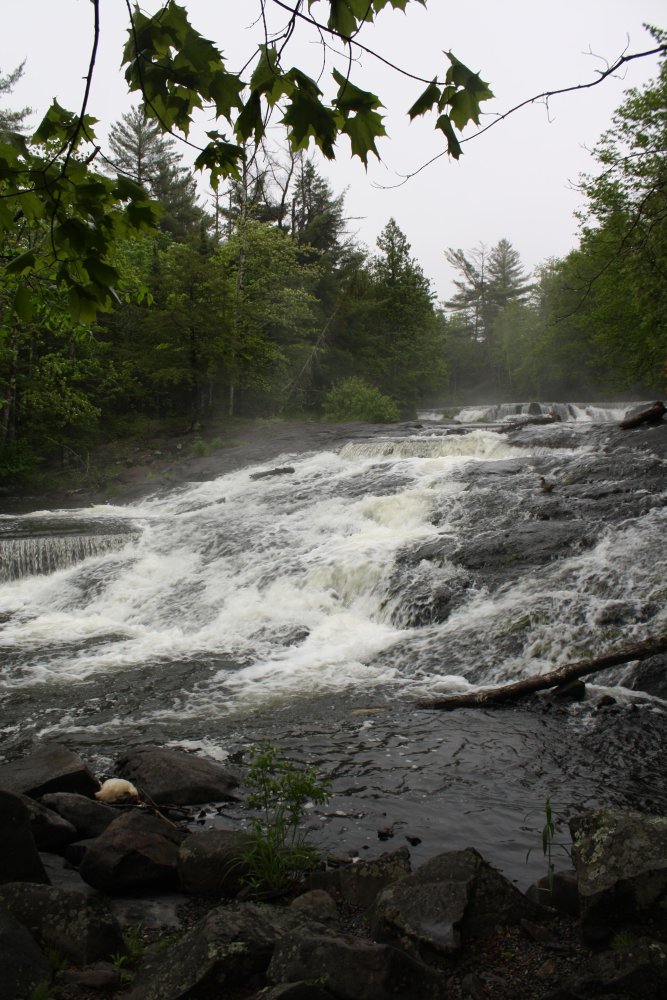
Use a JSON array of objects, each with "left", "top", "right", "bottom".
[{"left": 416, "top": 634, "right": 667, "bottom": 711}]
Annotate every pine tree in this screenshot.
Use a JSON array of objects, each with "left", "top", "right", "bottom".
[
  {"left": 444, "top": 244, "right": 492, "bottom": 341},
  {"left": 289, "top": 158, "right": 346, "bottom": 254},
  {"left": 108, "top": 106, "right": 172, "bottom": 186},
  {"left": 487, "top": 239, "right": 532, "bottom": 309},
  {"left": 108, "top": 105, "right": 206, "bottom": 238},
  {"left": 0, "top": 62, "right": 31, "bottom": 130}
]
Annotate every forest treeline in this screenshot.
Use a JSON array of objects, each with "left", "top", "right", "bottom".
[{"left": 0, "top": 37, "right": 665, "bottom": 483}]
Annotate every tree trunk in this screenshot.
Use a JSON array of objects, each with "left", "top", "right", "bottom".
[{"left": 416, "top": 634, "right": 667, "bottom": 711}]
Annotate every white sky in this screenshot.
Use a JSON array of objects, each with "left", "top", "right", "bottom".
[{"left": 2, "top": 1, "right": 665, "bottom": 299}]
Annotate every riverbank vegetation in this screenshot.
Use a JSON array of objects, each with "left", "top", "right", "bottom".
[{"left": 0, "top": 17, "right": 665, "bottom": 487}]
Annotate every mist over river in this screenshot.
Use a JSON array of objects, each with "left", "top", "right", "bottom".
[{"left": 1, "top": 403, "right": 666, "bottom": 886}]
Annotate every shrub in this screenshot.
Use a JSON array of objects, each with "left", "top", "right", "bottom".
[
  {"left": 323, "top": 377, "right": 400, "bottom": 423},
  {"left": 241, "top": 744, "right": 331, "bottom": 895}
]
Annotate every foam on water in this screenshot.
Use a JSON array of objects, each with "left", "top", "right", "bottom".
[
  {"left": 0, "top": 424, "right": 664, "bottom": 738},
  {"left": 441, "top": 401, "right": 649, "bottom": 424}
]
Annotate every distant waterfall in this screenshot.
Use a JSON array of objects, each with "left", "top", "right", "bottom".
[{"left": 418, "top": 401, "right": 649, "bottom": 424}]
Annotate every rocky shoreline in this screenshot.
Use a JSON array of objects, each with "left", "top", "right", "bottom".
[{"left": 1, "top": 741, "right": 666, "bottom": 999}]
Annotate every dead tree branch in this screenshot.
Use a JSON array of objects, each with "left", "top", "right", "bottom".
[{"left": 416, "top": 634, "right": 667, "bottom": 711}]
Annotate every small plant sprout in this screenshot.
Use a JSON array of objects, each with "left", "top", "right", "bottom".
[
  {"left": 542, "top": 797, "right": 556, "bottom": 893},
  {"left": 525, "top": 797, "right": 571, "bottom": 898},
  {"left": 242, "top": 743, "right": 331, "bottom": 895}
]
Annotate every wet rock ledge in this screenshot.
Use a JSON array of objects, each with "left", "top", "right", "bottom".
[{"left": 1, "top": 742, "right": 666, "bottom": 999}]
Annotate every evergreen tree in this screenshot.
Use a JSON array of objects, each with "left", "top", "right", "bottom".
[
  {"left": 487, "top": 239, "right": 532, "bottom": 309},
  {"left": 444, "top": 244, "right": 492, "bottom": 341},
  {"left": 108, "top": 105, "right": 206, "bottom": 238},
  {"left": 289, "top": 158, "right": 346, "bottom": 255},
  {"left": 108, "top": 106, "right": 171, "bottom": 186},
  {"left": 364, "top": 219, "right": 446, "bottom": 415},
  {"left": 0, "top": 62, "right": 31, "bottom": 130}
]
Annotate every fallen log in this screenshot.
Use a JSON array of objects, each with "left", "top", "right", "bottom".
[
  {"left": 249, "top": 466, "right": 295, "bottom": 480},
  {"left": 619, "top": 401, "right": 666, "bottom": 430},
  {"left": 416, "top": 634, "right": 667, "bottom": 711}
]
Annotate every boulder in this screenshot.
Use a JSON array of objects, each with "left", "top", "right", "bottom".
[
  {"left": 336, "top": 847, "right": 412, "bottom": 909},
  {"left": 268, "top": 932, "right": 447, "bottom": 1000},
  {"left": 0, "top": 790, "right": 49, "bottom": 885},
  {"left": 39, "top": 791, "right": 118, "bottom": 838},
  {"left": 0, "top": 903, "right": 50, "bottom": 1000},
  {"left": 253, "top": 984, "right": 334, "bottom": 999},
  {"left": 109, "top": 893, "right": 185, "bottom": 931},
  {"left": 126, "top": 902, "right": 325, "bottom": 1000},
  {"left": 56, "top": 961, "right": 121, "bottom": 994},
  {"left": 21, "top": 793, "right": 78, "bottom": 849},
  {"left": 39, "top": 852, "right": 98, "bottom": 896},
  {"left": 0, "top": 743, "right": 99, "bottom": 798},
  {"left": 629, "top": 655, "right": 667, "bottom": 700},
  {"left": 453, "top": 521, "right": 591, "bottom": 574},
  {"left": 526, "top": 869, "right": 579, "bottom": 917},
  {"left": 558, "top": 938, "right": 667, "bottom": 999},
  {"left": 570, "top": 808, "right": 667, "bottom": 945},
  {"left": 289, "top": 889, "right": 339, "bottom": 927},
  {"left": 116, "top": 745, "right": 239, "bottom": 805},
  {"left": 371, "top": 847, "right": 537, "bottom": 962},
  {"left": 79, "top": 809, "right": 185, "bottom": 894},
  {"left": 0, "top": 881, "right": 125, "bottom": 965},
  {"left": 178, "top": 829, "right": 254, "bottom": 896}
]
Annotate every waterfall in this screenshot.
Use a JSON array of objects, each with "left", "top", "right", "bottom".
[
  {"left": 0, "top": 532, "right": 139, "bottom": 581},
  {"left": 418, "top": 401, "right": 650, "bottom": 424}
]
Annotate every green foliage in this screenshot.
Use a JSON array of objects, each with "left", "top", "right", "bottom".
[
  {"left": 445, "top": 38, "right": 667, "bottom": 400},
  {"left": 0, "top": 2, "right": 494, "bottom": 325},
  {"left": 241, "top": 743, "right": 331, "bottom": 895},
  {"left": 26, "top": 984, "right": 51, "bottom": 1000},
  {"left": 110, "top": 923, "right": 145, "bottom": 987},
  {"left": 324, "top": 376, "right": 399, "bottom": 422},
  {"left": 611, "top": 930, "right": 638, "bottom": 951}
]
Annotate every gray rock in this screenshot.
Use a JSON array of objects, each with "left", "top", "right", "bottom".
[
  {"left": 40, "top": 791, "right": 118, "bottom": 838},
  {"left": 0, "top": 903, "right": 51, "bottom": 1000},
  {"left": 629, "top": 655, "right": 667, "bottom": 700},
  {"left": 39, "top": 852, "right": 98, "bottom": 895},
  {"left": 126, "top": 902, "right": 322, "bottom": 1000},
  {"left": 570, "top": 808, "right": 667, "bottom": 945},
  {"left": 253, "top": 984, "right": 334, "bottom": 1000},
  {"left": 0, "top": 743, "right": 99, "bottom": 798},
  {"left": 453, "top": 521, "right": 591, "bottom": 573},
  {"left": 0, "top": 790, "right": 49, "bottom": 885},
  {"left": 0, "top": 881, "right": 124, "bottom": 965},
  {"left": 178, "top": 828, "right": 253, "bottom": 896},
  {"left": 57, "top": 961, "right": 121, "bottom": 993},
  {"left": 268, "top": 932, "right": 447, "bottom": 1000},
  {"left": 79, "top": 809, "right": 185, "bottom": 894},
  {"left": 250, "top": 466, "right": 295, "bottom": 480},
  {"left": 65, "top": 837, "right": 96, "bottom": 867},
  {"left": 21, "top": 793, "right": 78, "bottom": 849},
  {"left": 526, "top": 869, "right": 579, "bottom": 917},
  {"left": 558, "top": 938, "right": 667, "bottom": 999},
  {"left": 337, "top": 847, "right": 412, "bottom": 909},
  {"left": 109, "top": 893, "right": 185, "bottom": 931},
  {"left": 371, "top": 847, "right": 536, "bottom": 961},
  {"left": 289, "top": 889, "right": 339, "bottom": 926},
  {"left": 116, "top": 744, "right": 239, "bottom": 805}
]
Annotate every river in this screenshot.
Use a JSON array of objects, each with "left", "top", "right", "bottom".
[{"left": 1, "top": 402, "right": 666, "bottom": 886}]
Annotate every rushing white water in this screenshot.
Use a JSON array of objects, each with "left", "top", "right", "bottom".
[
  {"left": 419, "top": 401, "right": 649, "bottom": 424},
  {"left": 0, "top": 418, "right": 664, "bottom": 754}
]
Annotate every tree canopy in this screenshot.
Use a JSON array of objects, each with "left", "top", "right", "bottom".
[{"left": 0, "top": 1, "right": 495, "bottom": 323}]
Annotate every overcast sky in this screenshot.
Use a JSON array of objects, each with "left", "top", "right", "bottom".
[{"left": 2, "top": 1, "right": 665, "bottom": 299}]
